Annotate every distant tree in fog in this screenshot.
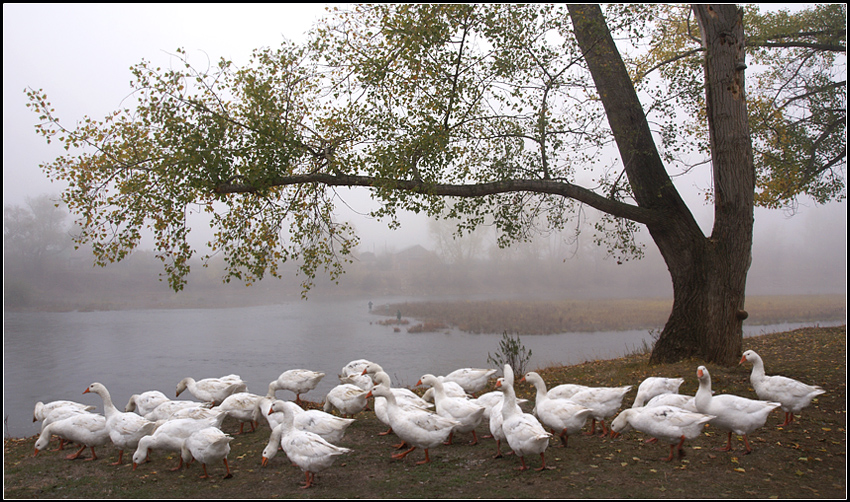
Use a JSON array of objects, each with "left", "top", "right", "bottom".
[{"left": 3, "top": 194, "right": 69, "bottom": 262}]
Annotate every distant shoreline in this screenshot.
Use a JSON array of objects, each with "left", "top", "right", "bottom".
[
  {"left": 371, "top": 294, "right": 846, "bottom": 334},
  {"left": 7, "top": 293, "right": 844, "bottom": 335}
]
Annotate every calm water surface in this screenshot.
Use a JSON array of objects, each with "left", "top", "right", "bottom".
[{"left": 3, "top": 297, "right": 839, "bottom": 438}]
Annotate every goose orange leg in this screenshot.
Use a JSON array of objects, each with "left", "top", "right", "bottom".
[
  {"left": 494, "top": 439, "right": 504, "bottom": 458},
  {"left": 554, "top": 428, "right": 570, "bottom": 447},
  {"left": 534, "top": 452, "right": 549, "bottom": 471},
  {"left": 715, "top": 432, "right": 734, "bottom": 452},
  {"left": 662, "top": 435, "right": 687, "bottom": 461},
  {"left": 415, "top": 448, "right": 432, "bottom": 465},
  {"left": 742, "top": 435, "right": 754, "bottom": 454},
  {"left": 443, "top": 431, "right": 454, "bottom": 445},
  {"left": 300, "top": 471, "right": 315, "bottom": 489},
  {"left": 391, "top": 445, "right": 417, "bottom": 461},
  {"left": 517, "top": 456, "right": 529, "bottom": 471},
  {"left": 66, "top": 444, "right": 87, "bottom": 460},
  {"left": 169, "top": 456, "right": 185, "bottom": 471}
]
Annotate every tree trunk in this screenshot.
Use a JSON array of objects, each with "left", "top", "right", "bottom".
[
  {"left": 652, "top": 5, "right": 754, "bottom": 366},
  {"left": 569, "top": 4, "right": 754, "bottom": 366}
]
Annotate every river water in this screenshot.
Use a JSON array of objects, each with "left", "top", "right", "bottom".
[{"left": 3, "top": 297, "right": 840, "bottom": 438}]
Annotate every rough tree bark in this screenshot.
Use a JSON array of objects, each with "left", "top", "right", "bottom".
[{"left": 569, "top": 4, "right": 754, "bottom": 365}]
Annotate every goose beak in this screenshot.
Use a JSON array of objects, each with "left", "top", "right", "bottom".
[
  {"left": 738, "top": 355, "right": 747, "bottom": 365},
  {"left": 268, "top": 408, "right": 274, "bottom": 415},
  {"left": 261, "top": 457, "right": 268, "bottom": 467},
  {"left": 518, "top": 377, "right": 526, "bottom": 383},
  {"left": 697, "top": 369, "right": 704, "bottom": 378},
  {"left": 83, "top": 388, "right": 90, "bottom": 394},
  {"left": 415, "top": 379, "right": 422, "bottom": 387},
  {"left": 496, "top": 380, "right": 503, "bottom": 388},
  {"left": 361, "top": 368, "right": 368, "bottom": 375},
  {"left": 365, "top": 391, "right": 373, "bottom": 399}
]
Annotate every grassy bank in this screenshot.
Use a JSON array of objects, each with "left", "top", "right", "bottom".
[
  {"left": 373, "top": 294, "right": 846, "bottom": 334},
  {"left": 5, "top": 326, "right": 845, "bottom": 499}
]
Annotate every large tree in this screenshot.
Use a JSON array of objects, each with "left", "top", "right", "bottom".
[{"left": 26, "top": 4, "right": 846, "bottom": 365}]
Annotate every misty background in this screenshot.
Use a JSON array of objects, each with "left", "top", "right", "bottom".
[{"left": 3, "top": 4, "right": 847, "bottom": 312}]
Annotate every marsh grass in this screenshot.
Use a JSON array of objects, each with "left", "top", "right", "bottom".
[{"left": 372, "top": 294, "right": 845, "bottom": 334}]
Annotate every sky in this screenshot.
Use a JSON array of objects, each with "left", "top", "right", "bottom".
[{"left": 3, "top": 4, "right": 847, "bottom": 296}]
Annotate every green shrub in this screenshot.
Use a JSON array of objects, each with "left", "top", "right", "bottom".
[{"left": 487, "top": 331, "right": 532, "bottom": 378}]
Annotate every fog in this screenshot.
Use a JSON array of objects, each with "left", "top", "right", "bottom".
[{"left": 3, "top": 4, "right": 847, "bottom": 309}]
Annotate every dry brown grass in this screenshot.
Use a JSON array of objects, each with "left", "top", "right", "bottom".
[{"left": 374, "top": 294, "right": 845, "bottom": 334}]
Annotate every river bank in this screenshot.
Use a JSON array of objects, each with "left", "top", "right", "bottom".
[{"left": 5, "top": 325, "right": 845, "bottom": 499}]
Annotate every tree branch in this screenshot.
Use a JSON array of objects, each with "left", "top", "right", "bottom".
[{"left": 213, "top": 172, "right": 664, "bottom": 226}]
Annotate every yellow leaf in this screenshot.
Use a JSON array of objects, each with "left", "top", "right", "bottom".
[{"left": 734, "top": 467, "right": 746, "bottom": 473}]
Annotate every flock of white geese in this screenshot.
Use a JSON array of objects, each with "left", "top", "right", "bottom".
[{"left": 32, "top": 350, "right": 825, "bottom": 489}]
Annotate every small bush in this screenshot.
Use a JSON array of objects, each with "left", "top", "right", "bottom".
[{"left": 487, "top": 331, "right": 532, "bottom": 378}]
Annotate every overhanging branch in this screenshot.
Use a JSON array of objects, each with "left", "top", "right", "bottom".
[{"left": 214, "top": 172, "right": 664, "bottom": 226}]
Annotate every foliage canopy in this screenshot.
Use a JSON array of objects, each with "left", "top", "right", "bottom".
[{"left": 25, "top": 4, "right": 846, "bottom": 293}]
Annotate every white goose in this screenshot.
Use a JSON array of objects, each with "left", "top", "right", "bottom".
[
  {"left": 181, "top": 426, "right": 233, "bottom": 479},
  {"left": 168, "top": 406, "right": 226, "bottom": 422},
  {"left": 494, "top": 365, "right": 552, "bottom": 471},
  {"left": 124, "top": 390, "right": 170, "bottom": 416},
  {"left": 486, "top": 370, "right": 526, "bottom": 458},
  {"left": 417, "top": 374, "right": 486, "bottom": 445},
  {"left": 610, "top": 405, "right": 715, "bottom": 461},
  {"left": 442, "top": 368, "right": 498, "bottom": 396},
  {"left": 339, "top": 359, "right": 376, "bottom": 390},
  {"left": 269, "top": 369, "right": 325, "bottom": 405},
  {"left": 632, "top": 377, "right": 685, "bottom": 408},
  {"left": 33, "top": 400, "right": 95, "bottom": 423},
  {"left": 694, "top": 365, "right": 780, "bottom": 454},
  {"left": 422, "top": 379, "right": 469, "bottom": 403},
  {"left": 642, "top": 393, "right": 698, "bottom": 412},
  {"left": 544, "top": 383, "right": 592, "bottom": 401},
  {"left": 361, "top": 364, "right": 433, "bottom": 410},
  {"left": 270, "top": 400, "right": 355, "bottom": 444},
  {"left": 363, "top": 368, "right": 433, "bottom": 438},
  {"left": 176, "top": 375, "right": 247, "bottom": 405},
  {"left": 132, "top": 414, "right": 226, "bottom": 471},
  {"left": 143, "top": 400, "right": 212, "bottom": 422},
  {"left": 522, "top": 371, "right": 593, "bottom": 447},
  {"left": 34, "top": 413, "right": 109, "bottom": 461},
  {"left": 262, "top": 403, "right": 352, "bottom": 489},
  {"left": 565, "top": 385, "right": 632, "bottom": 436},
  {"left": 38, "top": 406, "right": 96, "bottom": 451},
  {"left": 214, "top": 392, "right": 264, "bottom": 434},
  {"left": 323, "top": 384, "right": 370, "bottom": 417},
  {"left": 83, "top": 382, "right": 159, "bottom": 465},
  {"left": 740, "top": 349, "right": 826, "bottom": 427},
  {"left": 365, "top": 384, "right": 459, "bottom": 465}
]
